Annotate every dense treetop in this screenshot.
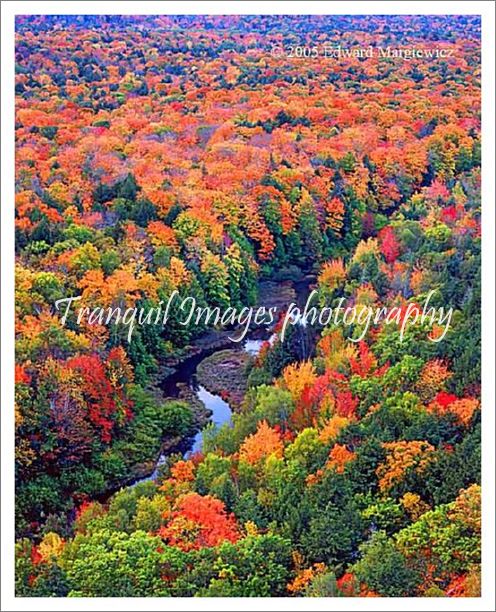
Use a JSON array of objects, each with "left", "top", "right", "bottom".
[{"left": 15, "top": 15, "right": 480, "bottom": 598}]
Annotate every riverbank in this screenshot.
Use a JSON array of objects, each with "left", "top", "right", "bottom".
[
  {"left": 159, "top": 279, "right": 299, "bottom": 373},
  {"left": 196, "top": 349, "right": 252, "bottom": 410},
  {"left": 105, "top": 274, "right": 316, "bottom": 492}
]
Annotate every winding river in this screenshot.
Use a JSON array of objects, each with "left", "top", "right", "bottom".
[
  {"left": 138, "top": 335, "right": 266, "bottom": 483},
  {"left": 186, "top": 338, "right": 264, "bottom": 456},
  {"left": 134, "top": 277, "right": 313, "bottom": 484}
]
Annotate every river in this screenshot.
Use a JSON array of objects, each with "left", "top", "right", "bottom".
[
  {"left": 134, "top": 277, "right": 313, "bottom": 484},
  {"left": 185, "top": 338, "right": 264, "bottom": 456},
  {"left": 137, "top": 334, "right": 267, "bottom": 482}
]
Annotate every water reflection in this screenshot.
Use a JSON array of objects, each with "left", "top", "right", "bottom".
[{"left": 186, "top": 385, "right": 232, "bottom": 455}]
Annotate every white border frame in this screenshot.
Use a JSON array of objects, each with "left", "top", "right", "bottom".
[{"left": 1, "top": 2, "right": 494, "bottom": 611}]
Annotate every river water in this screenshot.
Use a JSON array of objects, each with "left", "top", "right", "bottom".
[
  {"left": 186, "top": 338, "right": 266, "bottom": 454},
  {"left": 135, "top": 277, "right": 314, "bottom": 484},
  {"left": 137, "top": 337, "right": 264, "bottom": 482}
]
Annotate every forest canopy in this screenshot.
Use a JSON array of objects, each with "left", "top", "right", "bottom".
[{"left": 14, "top": 14, "right": 481, "bottom": 598}]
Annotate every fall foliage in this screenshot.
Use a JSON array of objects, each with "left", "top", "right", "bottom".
[{"left": 14, "top": 14, "right": 481, "bottom": 599}]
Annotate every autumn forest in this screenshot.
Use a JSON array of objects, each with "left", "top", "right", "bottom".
[{"left": 14, "top": 15, "right": 481, "bottom": 598}]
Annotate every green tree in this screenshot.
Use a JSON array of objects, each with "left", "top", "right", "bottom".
[
  {"left": 62, "top": 529, "right": 186, "bottom": 596},
  {"left": 353, "top": 530, "right": 419, "bottom": 596}
]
